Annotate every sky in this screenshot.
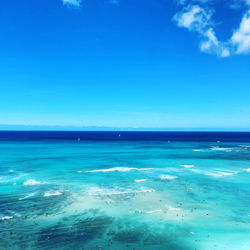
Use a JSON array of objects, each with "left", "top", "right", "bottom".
[{"left": 0, "top": 0, "right": 250, "bottom": 130}]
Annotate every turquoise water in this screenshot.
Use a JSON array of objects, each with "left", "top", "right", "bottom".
[{"left": 1, "top": 135, "right": 250, "bottom": 249}]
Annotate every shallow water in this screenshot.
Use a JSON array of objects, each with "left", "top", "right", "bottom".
[{"left": 0, "top": 132, "right": 250, "bottom": 249}]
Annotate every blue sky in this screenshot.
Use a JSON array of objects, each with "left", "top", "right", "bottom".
[{"left": 0, "top": 0, "right": 250, "bottom": 130}]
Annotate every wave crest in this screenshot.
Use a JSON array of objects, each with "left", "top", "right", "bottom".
[
  {"left": 23, "top": 179, "right": 41, "bottom": 186},
  {"left": 78, "top": 167, "right": 154, "bottom": 173},
  {"left": 44, "top": 191, "right": 63, "bottom": 197},
  {"left": 159, "top": 174, "right": 178, "bottom": 180}
]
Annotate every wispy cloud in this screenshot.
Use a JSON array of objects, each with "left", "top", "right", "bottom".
[
  {"left": 176, "top": 0, "right": 211, "bottom": 5},
  {"left": 231, "top": 10, "right": 250, "bottom": 54},
  {"left": 174, "top": 5, "right": 212, "bottom": 31},
  {"left": 229, "top": 0, "right": 250, "bottom": 10},
  {"left": 174, "top": 5, "right": 230, "bottom": 57},
  {"left": 201, "top": 28, "right": 230, "bottom": 57},
  {"left": 173, "top": 1, "right": 250, "bottom": 57},
  {"left": 59, "top": 0, "right": 250, "bottom": 57},
  {"left": 62, "top": 0, "right": 81, "bottom": 7}
]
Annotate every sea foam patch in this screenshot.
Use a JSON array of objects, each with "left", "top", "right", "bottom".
[
  {"left": 210, "top": 146, "right": 232, "bottom": 152},
  {"left": 18, "top": 192, "right": 37, "bottom": 200},
  {"left": 78, "top": 167, "right": 154, "bottom": 173},
  {"left": 159, "top": 174, "right": 177, "bottom": 180},
  {"left": 207, "top": 168, "right": 237, "bottom": 177},
  {"left": 135, "top": 179, "right": 147, "bottom": 183},
  {"left": 146, "top": 209, "right": 162, "bottom": 214},
  {"left": 44, "top": 191, "right": 63, "bottom": 197},
  {"left": 191, "top": 169, "right": 236, "bottom": 177},
  {"left": 87, "top": 187, "right": 155, "bottom": 196},
  {"left": 180, "top": 165, "right": 194, "bottom": 168},
  {"left": 239, "top": 145, "right": 250, "bottom": 148},
  {"left": 167, "top": 207, "right": 181, "bottom": 211},
  {"left": 0, "top": 173, "right": 27, "bottom": 184},
  {"left": 0, "top": 216, "right": 13, "bottom": 221},
  {"left": 206, "top": 172, "right": 235, "bottom": 177},
  {"left": 23, "top": 179, "right": 41, "bottom": 186}
]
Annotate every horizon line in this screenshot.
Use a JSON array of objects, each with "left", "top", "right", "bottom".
[
  {"left": 0, "top": 124, "right": 250, "bottom": 132},
  {"left": 0, "top": 124, "right": 250, "bottom": 133}
]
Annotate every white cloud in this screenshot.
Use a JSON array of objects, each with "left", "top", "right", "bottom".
[
  {"left": 221, "top": 48, "right": 230, "bottom": 57},
  {"left": 62, "top": 0, "right": 81, "bottom": 7},
  {"left": 174, "top": 5, "right": 212, "bottom": 32},
  {"left": 174, "top": 5, "right": 212, "bottom": 31},
  {"left": 201, "top": 28, "right": 230, "bottom": 57},
  {"left": 231, "top": 10, "right": 250, "bottom": 54},
  {"left": 59, "top": 0, "right": 250, "bottom": 57},
  {"left": 176, "top": 0, "right": 211, "bottom": 5},
  {"left": 229, "top": 0, "right": 250, "bottom": 10},
  {"left": 174, "top": 5, "right": 230, "bottom": 57}
]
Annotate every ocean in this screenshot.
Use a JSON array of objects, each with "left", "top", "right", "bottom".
[{"left": 0, "top": 131, "right": 250, "bottom": 249}]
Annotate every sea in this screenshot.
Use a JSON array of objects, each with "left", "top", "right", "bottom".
[{"left": 0, "top": 131, "right": 250, "bottom": 250}]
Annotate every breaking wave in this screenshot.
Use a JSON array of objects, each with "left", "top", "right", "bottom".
[{"left": 44, "top": 191, "right": 63, "bottom": 197}]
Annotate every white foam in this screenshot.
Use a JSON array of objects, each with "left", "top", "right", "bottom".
[
  {"left": 245, "top": 168, "right": 250, "bottom": 172},
  {"left": 205, "top": 171, "right": 236, "bottom": 177},
  {"left": 44, "top": 191, "right": 63, "bottom": 197},
  {"left": 87, "top": 187, "right": 155, "bottom": 196},
  {"left": 0, "top": 177, "right": 7, "bottom": 183},
  {"left": 211, "top": 146, "right": 232, "bottom": 152},
  {"left": 23, "top": 179, "right": 40, "bottom": 186},
  {"left": 190, "top": 168, "right": 236, "bottom": 177},
  {"left": 79, "top": 167, "right": 153, "bottom": 173},
  {"left": 0, "top": 216, "right": 13, "bottom": 221},
  {"left": 180, "top": 164, "right": 194, "bottom": 168},
  {"left": 0, "top": 173, "right": 27, "bottom": 184},
  {"left": 84, "top": 167, "right": 135, "bottom": 173},
  {"left": 168, "top": 207, "right": 181, "bottom": 211},
  {"left": 18, "top": 192, "right": 36, "bottom": 200},
  {"left": 146, "top": 209, "right": 162, "bottom": 214},
  {"left": 159, "top": 174, "right": 177, "bottom": 180},
  {"left": 135, "top": 179, "right": 147, "bottom": 183},
  {"left": 192, "top": 149, "right": 201, "bottom": 152}
]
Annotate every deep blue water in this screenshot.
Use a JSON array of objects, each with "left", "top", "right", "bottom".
[
  {"left": 1, "top": 131, "right": 250, "bottom": 142},
  {"left": 0, "top": 131, "right": 250, "bottom": 250}
]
